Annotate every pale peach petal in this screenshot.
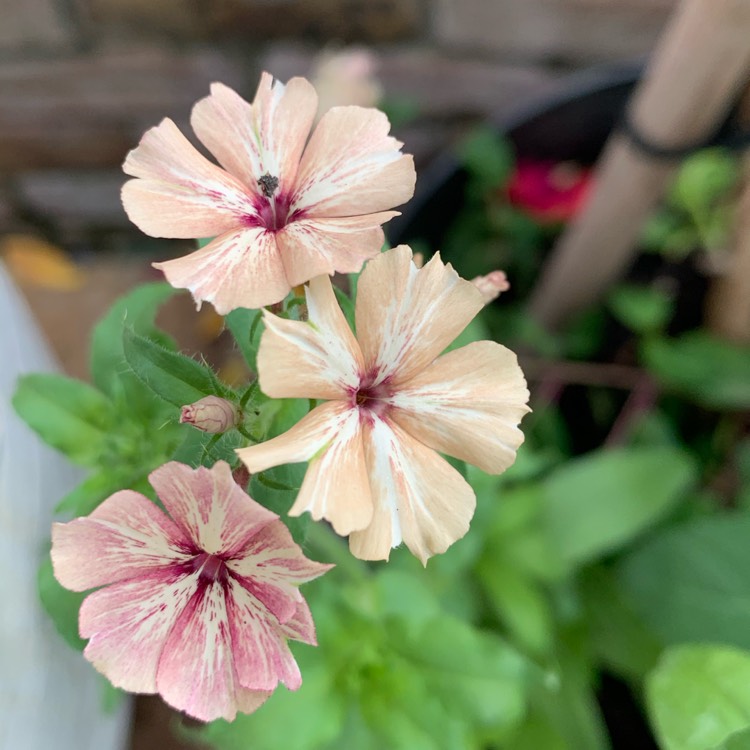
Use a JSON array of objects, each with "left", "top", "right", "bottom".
[
  {"left": 390, "top": 341, "right": 530, "bottom": 474},
  {"left": 191, "top": 77, "right": 318, "bottom": 195},
  {"left": 276, "top": 215, "right": 393, "bottom": 287},
  {"left": 292, "top": 106, "right": 415, "bottom": 217},
  {"left": 257, "top": 274, "right": 364, "bottom": 400},
  {"left": 153, "top": 226, "right": 289, "bottom": 313},
  {"left": 238, "top": 402, "right": 373, "bottom": 536},
  {"left": 156, "top": 580, "right": 240, "bottom": 721},
  {"left": 148, "top": 461, "right": 278, "bottom": 557},
  {"left": 226, "top": 576, "right": 303, "bottom": 692},
  {"left": 355, "top": 246, "right": 484, "bottom": 386},
  {"left": 227, "top": 520, "right": 332, "bottom": 624},
  {"left": 288, "top": 405, "right": 372, "bottom": 536},
  {"left": 237, "top": 400, "right": 351, "bottom": 473},
  {"left": 122, "top": 118, "right": 255, "bottom": 239},
  {"left": 79, "top": 569, "right": 199, "bottom": 694},
  {"left": 51, "top": 490, "right": 192, "bottom": 592},
  {"left": 349, "top": 417, "right": 476, "bottom": 565}
]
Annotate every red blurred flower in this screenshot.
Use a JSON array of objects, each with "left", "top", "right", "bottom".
[{"left": 507, "top": 160, "right": 592, "bottom": 224}]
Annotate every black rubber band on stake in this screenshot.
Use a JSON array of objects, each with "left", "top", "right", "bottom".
[{"left": 619, "top": 110, "right": 750, "bottom": 160}]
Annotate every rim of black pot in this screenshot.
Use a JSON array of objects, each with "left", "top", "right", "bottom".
[{"left": 387, "top": 61, "right": 644, "bottom": 248}]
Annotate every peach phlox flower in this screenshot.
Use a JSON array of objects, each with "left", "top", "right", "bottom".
[
  {"left": 237, "top": 246, "right": 530, "bottom": 564},
  {"left": 51, "top": 461, "right": 331, "bottom": 722},
  {"left": 122, "top": 73, "right": 415, "bottom": 314}
]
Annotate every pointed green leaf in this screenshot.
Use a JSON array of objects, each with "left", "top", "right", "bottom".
[
  {"left": 122, "top": 327, "right": 225, "bottom": 408},
  {"left": 13, "top": 374, "right": 115, "bottom": 466}
]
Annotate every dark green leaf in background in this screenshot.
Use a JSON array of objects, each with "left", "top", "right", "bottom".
[
  {"left": 643, "top": 332, "right": 750, "bottom": 410},
  {"left": 619, "top": 513, "right": 750, "bottom": 650},
  {"left": 37, "top": 555, "right": 85, "bottom": 651},
  {"left": 541, "top": 446, "right": 696, "bottom": 568}
]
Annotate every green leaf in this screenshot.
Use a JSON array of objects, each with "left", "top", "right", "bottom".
[
  {"left": 608, "top": 284, "right": 674, "bottom": 334},
  {"left": 476, "top": 559, "right": 554, "bottom": 656},
  {"left": 55, "top": 467, "right": 146, "bottom": 517},
  {"left": 715, "top": 727, "right": 750, "bottom": 750},
  {"left": 647, "top": 644, "right": 750, "bottom": 750},
  {"left": 643, "top": 332, "right": 750, "bottom": 410},
  {"left": 458, "top": 126, "right": 514, "bottom": 190},
  {"left": 38, "top": 555, "right": 85, "bottom": 651},
  {"left": 90, "top": 282, "right": 177, "bottom": 396},
  {"left": 541, "top": 446, "right": 696, "bottom": 567},
  {"left": 250, "top": 463, "right": 309, "bottom": 544},
  {"left": 225, "top": 307, "right": 263, "bottom": 373},
  {"left": 13, "top": 374, "right": 115, "bottom": 466},
  {"left": 619, "top": 512, "right": 750, "bottom": 650},
  {"left": 388, "top": 616, "right": 528, "bottom": 730},
  {"left": 199, "top": 659, "right": 345, "bottom": 750},
  {"left": 578, "top": 566, "right": 662, "bottom": 681},
  {"left": 122, "top": 327, "right": 223, "bottom": 408},
  {"left": 670, "top": 148, "right": 739, "bottom": 217}
]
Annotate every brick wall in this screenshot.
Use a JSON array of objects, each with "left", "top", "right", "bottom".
[{"left": 0, "top": 0, "right": 676, "bottom": 241}]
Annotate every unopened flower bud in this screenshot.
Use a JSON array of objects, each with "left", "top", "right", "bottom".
[
  {"left": 471, "top": 270, "right": 510, "bottom": 305},
  {"left": 180, "top": 396, "right": 238, "bottom": 434}
]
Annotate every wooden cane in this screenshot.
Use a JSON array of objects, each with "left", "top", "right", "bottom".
[{"left": 529, "top": 0, "right": 750, "bottom": 331}]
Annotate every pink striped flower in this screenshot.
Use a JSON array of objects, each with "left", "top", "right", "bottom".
[
  {"left": 51, "top": 461, "right": 332, "bottom": 722},
  {"left": 122, "top": 73, "right": 416, "bottom": 314},
  {"left": 237, "top": 246, "right": 530, "bottom": 564}
]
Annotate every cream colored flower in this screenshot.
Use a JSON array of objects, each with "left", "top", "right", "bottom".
[
  {"left": 237, "top": 246, "right": 530, "bottom": 564},
  {"left": 122, "top": 73, "right": 415, "bottom": 314}
]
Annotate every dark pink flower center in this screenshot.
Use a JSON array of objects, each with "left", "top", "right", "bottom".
[
  {"left": 351, "top": 375, "right": 392, "bottom": 418},
  {"left": 240, "top": 174, "right": 305, "bottom": 232},
  {"left": 190, "top": 552, "right": 228, "bottom": 585}
]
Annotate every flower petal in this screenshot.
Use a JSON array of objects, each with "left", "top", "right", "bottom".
[
  {"left": 148, "top": 461, "right": 278, "bottom": 557},
  {"left": 277, "top": 215, "right": 394, "bottom": 287},
  {"left": 257, "top": 274, "right": 364, "bottom": 400},
  {"left": 156, "top": 580, "right": 240, "bottom": 721},
  {"left": 355, "top": 245, "right": 484, "bottom": 386},
  {"left": 79, "top": 569, "right": 199, "bottom": 694},
  {"left": 279, "top": 598, "right": 318, "bottom": 646},
  {"left": 51, "top": 489, "right": 192, "bottom": 592},
  {"left": 191, "top": 77, "right": 318, "bottom": 195},
  {"left": 237, "top": 402, "right": 373, "bottom": 536},
  {"left": 227, "top": 519, "right": 331, "bottom": 624},
  {"left": 153, "top": 226, "right": 289, "bottom": 313},
  {"left": 292, "top": 106, "right": 415, "bottom": 217},
  {"left": 226, "top": 576, "right": 304, "bottom": 692},
  {"left": 122, "top": 118, "right": 255, "bottom": 239},
  {"left": 349, "top": 417, "right": 476, "bottom": 565},
  {"left": 390, "top": 340, "right": 530, "bottom": 474}
]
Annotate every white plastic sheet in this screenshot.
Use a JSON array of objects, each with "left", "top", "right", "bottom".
[{"left": 0, "top": 264, "right": 131, "bottom": 750}]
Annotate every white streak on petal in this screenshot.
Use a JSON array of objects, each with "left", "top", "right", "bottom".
[
  {"left": 122, "top": 118, "right": 255, "bottom": 239},
  {"left": 292, "top": 106, "right": 415, "bottom": 217},
  {"left": 153, "top": 226, "right": 290, "bottom": 313},
  {"left": 237, "top": 401, "right": 353, "bottom": 474},
  {"left": 390, "top": 340, "right": 530, "bottom": 474},
  {"left": 156, "top": 580, "right": 239, "bottom": 722},
  {"left": 355, "top": 246, "right": 484, "bottom": 386},
  {"left": 80, "top": 569, "right": 199, "bottom": 694},
  {"left": 149, "top": 461, "right": 278, "bottom": 557},
  {"left": 350, "top": 417, "right": 476, "bottom": 565},
  {"left": 226, "top": 576, "right": 303, "bottom": 692},
  {"left": 257, "top": 274, "right": 364, "bottom": 400},
  {"left": 51, "top": 489, "right": 191, "bottom": 592}
]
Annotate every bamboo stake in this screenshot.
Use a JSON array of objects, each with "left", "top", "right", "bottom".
[
  {"left": 529, "top": 0, "right": 750, "bottom": 331},
  {"left": 705, "top": 154, "right": 750, "bottom": 342}
]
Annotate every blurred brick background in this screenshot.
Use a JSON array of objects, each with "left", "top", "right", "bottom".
[{"left": 0, "top": 0, "right": 677, "bottom": 244}]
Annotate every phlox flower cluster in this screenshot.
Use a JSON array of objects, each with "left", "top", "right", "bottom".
[{"left": 52, "top": 72, "right": 530, "bottom": 723}]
